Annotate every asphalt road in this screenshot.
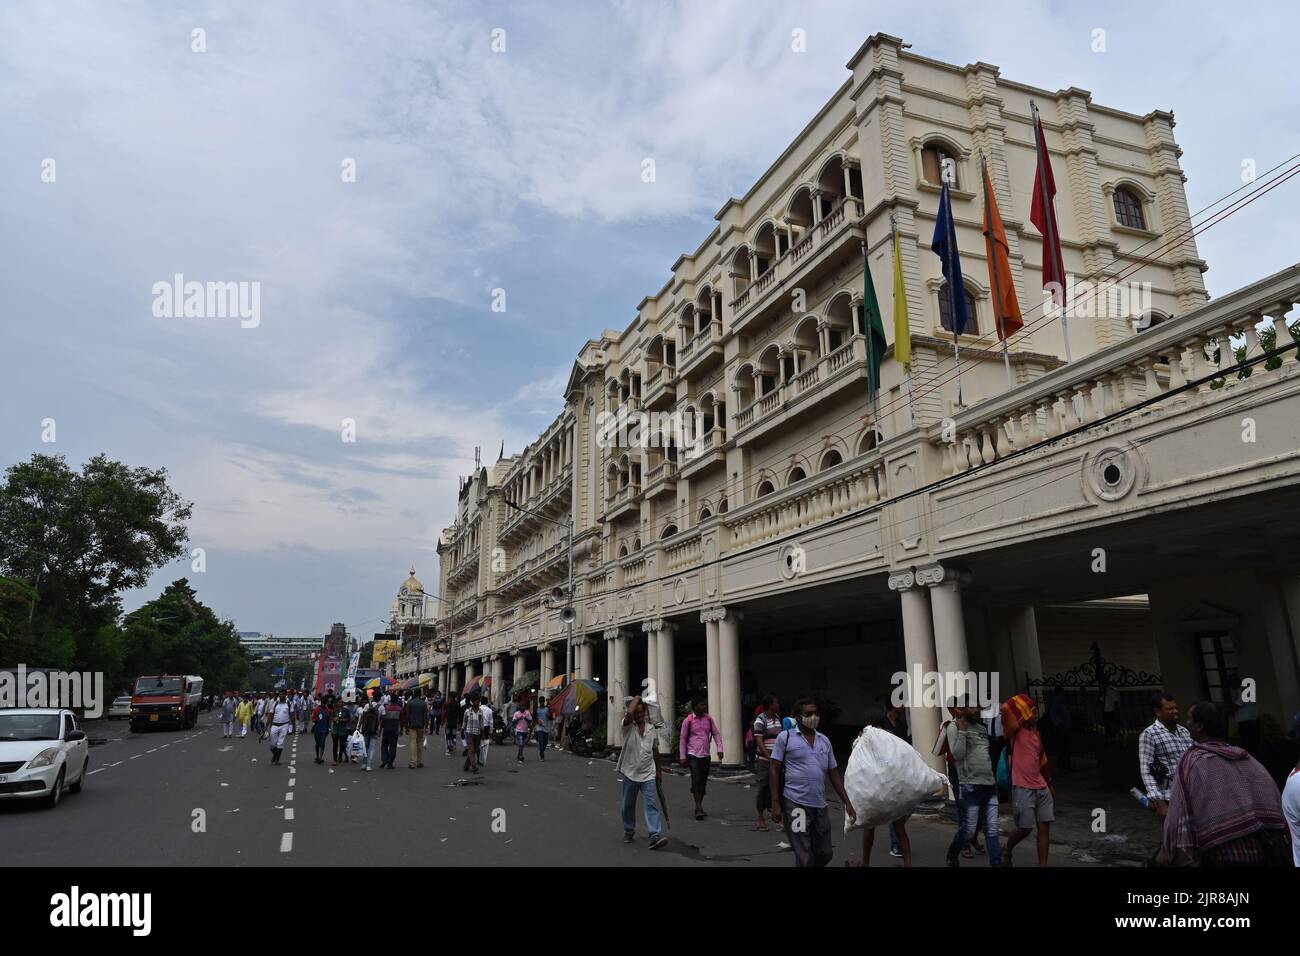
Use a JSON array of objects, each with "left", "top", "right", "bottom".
[{"left": 2, "top": 711, "right": 1090, "bottom": 867}]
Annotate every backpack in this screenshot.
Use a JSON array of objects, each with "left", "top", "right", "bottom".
[{"left": 361, "top": 704, "right": 379, "bottom": 735}]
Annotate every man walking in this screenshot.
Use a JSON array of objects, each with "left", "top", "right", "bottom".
[
  {"left": 1137, "top": 692, "right": 1194, "bottom": 821},
  {"left": 359, "top": 693, "right": 380, "bottom": 771},
  {"left": 1159, "top": 701, "right": 1291, "bottom": 865},
  {"left": 617, "top": 695, "right": 668, "bottom": 850},
  {"left": 380, "top": 692, "right": 403, "bottom": 768},
  {"left": 679, "top": 697, "right": 723, "bottom": 821},
  {"left": 462, "top": 691, "right": 483, "bottom": 773},
  {"left": 478, "top": 695, "right": 495, "bottom": 768},
  {"left": 535, "top": 697, "right": 552, "bottom": 761},
  {"left": 770, "top": 698, "right": 856, "bottom": 867},
  {"left": 444, "top": 691, "right": 462, "bottom": 756},
  {"left": 404, "top": 689, "right": 429, "bottom": 769},
  {"left": 511, "top": 699, "right": 533, "bottom": 763},
  {"left": 752, "top": 695, "right": 782, "bottom": 831},
  {"left": 267, "top": 692, "right": 292, "bottom": 765},
  {"left": 945, "top": 697, "right": 1002, "bottom": 867},
  {"left": 1002, "top": 694, "right": 1054, "bottom": 867},
  {"left": 220, "top": 692, "right": 237, "bottom": 738}
]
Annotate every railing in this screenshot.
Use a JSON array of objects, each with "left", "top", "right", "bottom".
[
  {"left": 758, "top": 388, "right": 782, "bottom": 415},
  {"left": 622, "top": 556, "right": 647, "bottom": 586},
  {"left": 723, "top": 457, "right": 888, "bottom": 548},
  {"left": 929, "top": 264, "right": 1300, "bottom": 476},
  {"left": 664, "top": 529, "right": 702, "bottom": 572},
  {"left": 735, "top": 405, "right": 755, "bottom": 430}
]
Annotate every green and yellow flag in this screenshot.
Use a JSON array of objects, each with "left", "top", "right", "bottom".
[{"left": 892, "top": 226, "right": 911, "bottom": 369}]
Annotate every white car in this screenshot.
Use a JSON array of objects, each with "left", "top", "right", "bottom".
[
  {"left": 0, "top": 708, "right": 90, "bottom": 809},
  {"left": 108, "top": 696, "right": 132, "bottom": 720}
]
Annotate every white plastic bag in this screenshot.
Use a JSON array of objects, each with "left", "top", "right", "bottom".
[
  {"left": 347, "top": 730, "right": 365, "bottom": 761},
  {"left": 842, "top": 725, "right": 951, "bottom": 832}
]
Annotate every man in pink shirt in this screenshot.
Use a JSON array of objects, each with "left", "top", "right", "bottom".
[
  {"left": 1003, "top": 712, "right": 1054, "bottom": 866},
  {"left": 679, "top": 697, "right": 724, "bottom": 821}
]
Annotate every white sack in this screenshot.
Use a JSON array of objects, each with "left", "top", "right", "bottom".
[{"left": 842, "top": 725, "right": 951, "bottom": 832}]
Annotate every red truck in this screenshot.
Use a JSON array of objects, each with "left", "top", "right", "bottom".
[{"left": 129, "top": 675, "right": 204, "bottom": 731}]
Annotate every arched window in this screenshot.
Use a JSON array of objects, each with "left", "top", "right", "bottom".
[
  {"left": 922, "top": 143, "right": 959, "bottom": 188},
  {"left": 1113, "top": 187, "right": 1146, "bottom": 230},
  {"left": 718, "top": 496, "right": 729, "bottom": 514},
  {"left": 660, "top": 524, "right": 678, "bottom": 540},
  {"left": 619, "top": 544, "right": 629, "bottom": 558},
  {"left": 698, "top": 505, "right": 712, "bottom": 521},
  {"left": 819, "top": 449, "right": 843, "bottom": 472},
  {"left": 787, "top": 466, "right": 806, "bottom": 486},
  {"left": 938, "top": 282, "right": 979, "bottom": 335},
  {"left": 756, "top": 480, "right": 775, "bottom": 498}
]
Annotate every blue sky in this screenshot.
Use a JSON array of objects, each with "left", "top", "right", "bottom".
[{"left": 2, "top": 1, "right": 1296, "bottom": 638}]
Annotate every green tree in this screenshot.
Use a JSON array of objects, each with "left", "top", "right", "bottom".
[
  {"left": 0, "top": 453, "right": 191, "bottom": 666},
  {"left": 120, "top": 579, "right": 251, "bottom": 692}
]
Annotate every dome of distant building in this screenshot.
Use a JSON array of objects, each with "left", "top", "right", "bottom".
[{"left": 399, "top": 567, "right": 424, "bottom": 595}]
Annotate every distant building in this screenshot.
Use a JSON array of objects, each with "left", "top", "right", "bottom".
[{"left": 238, "top": 632, "right": 322, "bottom": 661}]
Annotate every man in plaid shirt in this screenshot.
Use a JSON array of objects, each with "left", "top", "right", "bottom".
[
  {"left": 1137, "top": 692, "right": 1193, "bottom": 819},
  {"left": 462, "top": 691, "right": 483, "bottom": 774}
]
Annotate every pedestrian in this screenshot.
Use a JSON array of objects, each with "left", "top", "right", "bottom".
[
  {"left": 359, "top": 693, "right": 380, "bottom": 771},
  {"left": 444, "top": 691, "right": 462, "bottom": 756},
  {"left": 617, "top": 695, "right": 668, "bottom": 849},
  {"left": 311, "top": 697, "right": 332, "bottom": 764},
  {"left": 511, "top": 699, "right": 533, "bottom": 763},
  {"left": 380, "top": 692, "right": 403, "bottom": 769},
  {"left": 236, "top": 695, "right": 253, "bottom": 739},
  {"left": 944, "top": 696, "right": 1002, "bottom": 867},
  {"left": 679, "top": 696, "right": 723, "bottom": 821},
  {"left": 267, "top": 692, "right": 292, "bottom": 765},
  {"left": 477, "top": 695, "right": 494, "bottom": 767},
  {"left": 770, "top": 698, "right": 856, "bottom": 867},
  {"left": 1137, "top": 691, "right": 1194, "bottom": 822},
  {"left": 462, "top": 692, "right": 483, "bottom": 773},
  {"left": 404, "top": 689, "right": 429, "bottom": 769},
  {"left": 254, "top": 694, "right": 268, "bottom": 740},
  {"left": 752, "top": 694, "right": 782, "bottom": 831},
  {"left": 855, "top": 707, "right": 912, "bottom": 867},
  {"left": 331, "top": 698, "right": 352, "bottom": 765},
  {"left": 1283, "top": 755, "right": 1300, "bottom": 867},
  {"left": 535, "top": 696, "right": 552, "bottom": 761},
  {"left": 1158, "top": 701, "right": 1291, "bottom": 866},
  {"left": 883, "top": 697, "right": 911, "bottom": 859},
  {"left": 1001, "top": 693, "right": 1054, "bottom": 867},
  {"left": 221, "top": 693, "right": 237, "bottom": 738},
  {"left": 430, "top": 690, "right": 444, "bottom": 734}
]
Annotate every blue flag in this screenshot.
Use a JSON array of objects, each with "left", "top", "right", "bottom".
[{"left": 931, "top": 182, "right": 970, "bottom": 336}]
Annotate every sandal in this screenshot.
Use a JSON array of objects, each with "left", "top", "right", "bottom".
[{"left": 962, "top": 845, "right": 974, "bottom": 859}]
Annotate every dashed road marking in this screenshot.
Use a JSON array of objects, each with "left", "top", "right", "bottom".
[
  {"left": 285, "top": 808, "right": 294, "bottom": 821},
  {"left": 88, "top": 768, "right": 103, "bottom": 775},
  {"left": 285, "top": 792, "right": 293, "bottom": 801},
  {"left": 280, "top": 832, "right": 293, "bottom": 853},
  {"left": 288, "top": 778, "right": 295, "bottom": 787},
  {"left": 146, "top": 749, "right": 157, "bottom": 754},
  {"left": 130, "top": 755, "right": 141, "bottom": 760}
]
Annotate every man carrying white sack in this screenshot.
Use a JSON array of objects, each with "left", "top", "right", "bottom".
[
  {"left": 844, "top": 706, "right": 952, "bottom": 866},
  {"left": 770, "top": 698, "right": 857, "bottom": 866}
]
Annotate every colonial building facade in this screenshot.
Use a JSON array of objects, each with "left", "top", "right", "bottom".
[{"left": 409, "top": 35, "right": 1300, "bottom": 771}]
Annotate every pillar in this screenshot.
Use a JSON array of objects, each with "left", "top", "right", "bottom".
[
  {"left": 579, "top": 636, "right": 595, "bottom": 682},
  {"left": 708, "top": 607, "right": 743, "bottom": 768},
  {"left": 540, "top": 644, "right": 555, "bottom": 693},
  {"left": 1009, "top": 606, "right": 1043, "bottom": 689},
  {"left": 605, "top": 628, "right": 629, "bottom": 749},
  {"left": 645, "top": 618, "right": 676, "bottom": 728},
  {"left": 889, "top": 569, "right": 944, "bottom": 772},
  {"left": 704, "top": 612, "right": 721, "bottom": 760},
  {"left": 464, "top": 661, "right": 476, "bottom": 690},
  {"left": 920, "top": 563, "right": 972, "bottom": 704},
  {"left": 490, "top": 656, "right": 503, "bottom": 704},
  {"left": 645, "top": 630, "right": 659, "bottom": 692}
]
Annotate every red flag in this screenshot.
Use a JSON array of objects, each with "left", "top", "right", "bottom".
[
  {"left": 1030, "top": 112, "right": 1066, "bottom": 307},
  {"left": 981, "top": 162, "right": 1023, "bottom": 340}
]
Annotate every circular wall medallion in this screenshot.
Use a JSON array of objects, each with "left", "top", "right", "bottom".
[
  {"left": 1085, "top": 444, "right": 1141, "bottom": 501},
  {"left": 673, "top": 577, "right": 687, "bottom": 604}
]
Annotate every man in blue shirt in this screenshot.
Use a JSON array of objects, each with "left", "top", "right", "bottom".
[{"left": 770, "top": 698, "right": 856, "bottom": 866}]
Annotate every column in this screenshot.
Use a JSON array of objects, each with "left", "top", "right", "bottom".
[
  {"left": 889, "top": 569, "right": 944, "bottom": 772},
  {"left": 490, "top": 656, "right": 503, "bottom": 704},
  {"left": 540, "top": 644, "right": 555, "bottom": 692},
  {"left": 605, "top": 628, "right": 629, "bottom": 749},
  {"left": 645, "top": 618, "right": 676, "bottom": 729},
  {"left": 712, "top": 607, "right": 743, "bottom": 768},
  {"left": 579, "top": 636, "right": 595, "bottom": 682},
  {"left": 645, "top": 630, "right": 659, "bottom": 692},
  {"left": 1008, "top": 606, "right": 1043, "bottom": 689},
  {"left": 703, "top": 610, "right": 722, "bottom": 761},
  {"left": 464, "top": 660, "right": 475, "bottom": 688},
  {"left": 919, "top": 563, "right": 972, "bottom": 704}
]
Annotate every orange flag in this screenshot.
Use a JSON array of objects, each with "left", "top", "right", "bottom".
[{"left": 981, "top": 162, "right": 1023, "bottom": 340}]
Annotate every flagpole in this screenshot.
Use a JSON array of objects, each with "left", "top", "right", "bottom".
[
  {"left": 862, "top": 239, "right": 882, "bottom": 440},
  {"left": 981, "top": 150, "right": 1014, "bottom": 389},
  {"left": 890, "top": 213, "right": 918, "bottom": 429},
  {"left": 1031, "top": 99, "right": 1072, "bottom": 363}
]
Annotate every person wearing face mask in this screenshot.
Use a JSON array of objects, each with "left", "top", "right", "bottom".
[{"left": 770, "top": 698, "right": 856, "bottom": 867}]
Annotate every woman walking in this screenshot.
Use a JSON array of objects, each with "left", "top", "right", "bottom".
[
  {"left": 331, "top": 698, "right": 352, "bottom": 765},
  {"left": 311, "top": 697, "right": 333, "bottom": 764}
]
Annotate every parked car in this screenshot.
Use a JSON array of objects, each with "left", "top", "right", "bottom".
[
  {"left": 0, "top": 708, "right": 91, "bottom": 809},
  {"left": 107, "top": 696, "right": 132, "bottom": 720}
]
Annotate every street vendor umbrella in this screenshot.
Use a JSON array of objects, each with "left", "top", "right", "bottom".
[
  {"left": 464, "top": 674, "right": 491, "bottom": 694},
  {"left": 549, "top": 681, "right": 577, "bottom": 716},
  {"left": 417, "top": 673, "right": 434, "bottom": 687},
  {"left": 544, "top": 672, "right": 576, "bottom": 689},
  {"left": 506, "top": 670, "right": 539, "bottom": 701},
  {"left": 399, "top": 676, "right": 419, "bottom": 690},
  {"left": 364, "top": 676, "right": 394, "bottom": 689}
]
